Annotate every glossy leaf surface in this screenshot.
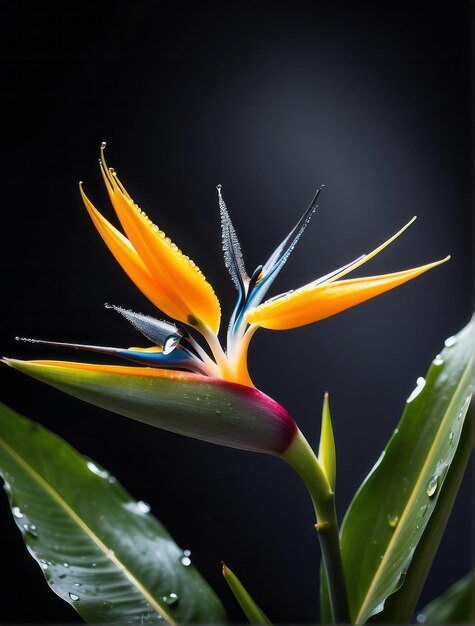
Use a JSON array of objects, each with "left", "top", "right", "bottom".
[
  {"left": 322, "top": 318, "right": 473, "bottom": 624},
  {"left": 418, "top": 573, "right": 474, "bottom": 624},
  {"left": 0, "top": 402, "right": 227, "bottom": 624},
  {"left": 378, "top": 403, "right": 474, "bottom": 623}
]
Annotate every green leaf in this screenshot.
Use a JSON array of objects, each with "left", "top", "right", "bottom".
[
  {"left": 331, "top": 318, "right": 473, "bottom": 624},
  {"left": 377, "top": 402, "right": 474, "bottom": 622},
  {"left": 318, "top": 392, "right": 336, "bottom": 491},
  {"left": 3, "top": 360, "right": 296, "bottom": 456},
  {"left": 417, "top": 573, "right": 474, "bottom": 624},
  {"left": 0, "top": 401, "right": 227, "bottom": 624},
  {"left": 222, "top": 563, "right": 271, "bottom": 624}
]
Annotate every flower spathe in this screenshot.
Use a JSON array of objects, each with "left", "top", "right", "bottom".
[{"left": 5, "top": 144, "right": 449, "bottom": 457}]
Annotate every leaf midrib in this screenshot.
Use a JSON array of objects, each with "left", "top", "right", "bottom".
[
  {"left": 0, "top": 434, "right": 175, "bottom": 624},
  {"left": 355, "top": 357, "right": 473, "bottom": 624}
]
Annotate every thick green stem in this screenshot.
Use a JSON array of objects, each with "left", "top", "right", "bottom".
[{"left": 283, "top": 431, "right": 350, "bottom": 624}]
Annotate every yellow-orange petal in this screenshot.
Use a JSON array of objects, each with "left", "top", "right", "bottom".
[
  {"left": 325, "top": 216, "right": 417, "bottom": 283},
  {"left": 245, "top": 257, "right": 450, "bottom": 330},
  {"left": 80, "top": 184, "right": 180, "bottom": 317},
  {"left": 98, "top": 153, "right": 221, "bottom": 333}
]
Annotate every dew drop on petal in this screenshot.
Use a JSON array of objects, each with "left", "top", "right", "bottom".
[{"left": 444, "top": 336, "right": 456, "bottom": 348}]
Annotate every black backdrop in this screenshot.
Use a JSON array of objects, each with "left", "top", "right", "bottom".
[{"left": 0, "top": 1, "right": 473, "bottom": 623}]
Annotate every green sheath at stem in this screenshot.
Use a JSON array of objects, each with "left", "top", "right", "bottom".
[{"left": 283, "top": 431, "right": 350, "bottom": 624}]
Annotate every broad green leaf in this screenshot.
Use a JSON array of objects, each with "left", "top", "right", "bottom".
[
  {"left": 324, "top": 318, "right": 473, "bottom": 624},
  {"left": 3, "top": 360, "right": 296, "bottom": 456},
  {"left": 222, "top": 563, "right": 271, "bottom": 624},
  {"left": 377, "top": 403, "right": 474, "bottom": 622},
  {"left": 0, "top": 402, "right": 227, "bottom": 624},
  {"left": 318, "top": 392, "right": 336, "bottom": 491},
  {"left": 417, "top": 573, "right": 474, "bottom": 624}
]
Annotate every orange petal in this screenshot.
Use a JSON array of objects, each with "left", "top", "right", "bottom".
[
  {"left": 80, "top": 184, "right": 180, "bottom": 317},
  {"left": 98, "top": 152, "right": 221, "bottom": 332},
  {"left": 245, "top": 257, "right": 450, "bottom": 330}
]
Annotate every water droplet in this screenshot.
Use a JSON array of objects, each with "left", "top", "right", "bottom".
[
  {"left": 444, "top": 336, "right": 456, "bottom": 348},
  {"left": 181, "top": 549, "right": 192, "bottom": 566},
  {"left": 387, "top": 514, "right": 399, "bottom": 528},
  {"left": 23, "top": 524, "right": 38, "bottom": 538},
  {"left": 40, "top": 559, "right": 48, "bottom": 570},
  {"left": 449, "top": 430, "right": 454, "bottom": 445},
  {"left": 69, "top": 592, "right": 80, "bottom": 602},
  {"left": 74, "top": 582, "right": 82, "bottom": 587},
  {"left": 420, "top": 504, "right": 428, "bottom": 517},
  {"left": 136, "top": 500, "right": 151, "bottom": 514},
  {"left": 87, "top": 461, "right": 109, "bottom": 479},
  {"left": 101, "top": 141, "right": 106, "bottom": 150},
  {"left": 63, "top": 562, "right": 70, "bottom": 568},
  {"left": 12, "top": 506, "right": 23, "bottom": 519},
  {"left": 416, "top": 613, "right": 426, "bottom": 623},
  {"left": 433, "top": 354, "right": 444, "bottom": 366},
  {"left": 162, "top": 592, "right": 179, "bottom": 607},
  {"left": 92, "top": 562, "right": 97, "bottom": 567},
  {"left": 426, "top": 475, "right": 439, "bottom": 497},
  {"left": 215, "top": 409, "right": 221, "bottom": 415},
  {"left": 108, "top": 476, "right": 117, "bottom": 484},
  {"left": 407, "top": 377, "right": 426, "bottom": 402}
]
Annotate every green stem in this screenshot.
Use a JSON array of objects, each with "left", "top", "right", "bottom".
[{"left": 283, "top": 431, "right": 350, "bottom": 624}]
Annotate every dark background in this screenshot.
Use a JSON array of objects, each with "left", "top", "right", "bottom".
[{"left": 0, "top": 1, "right": 472, "bottom": 623}]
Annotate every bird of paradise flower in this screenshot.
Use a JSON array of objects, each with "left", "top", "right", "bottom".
[
  {"left": 7, "top": 141, "right": 448, "bottom": 454},
  {"left": 3, "top": 143, "right": 450, "bottom": 623}
]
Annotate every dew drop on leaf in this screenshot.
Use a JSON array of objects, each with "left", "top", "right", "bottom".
[
  {"left": 426, "top": 475, "right": 439, "bottom": 497},
  {"left": 23, "top": 524, "right": 38, "bottom": 538},
  {"left": 387, "top": 514, "right": 399, "bottom": 528},
  {"left": 162, "top": 592, "right": 179, "bottom": 607},
  {"left": 86, "top": 461, "right": 110, "bottom": 479},
  {"left": 12, "top": 506, "right": 23, "bottom": 519},
  {"left": 444, "top": 336, "right": 456, "bottom": 347},
  {"left": 136, "top": 500, "right": 151, "bottom": 514},
  {"left": 69, "top": 592, "right": 80, "bottom": 602},
  {"left": 181, "top": 549, "right": 192, "bottom": 567}
]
